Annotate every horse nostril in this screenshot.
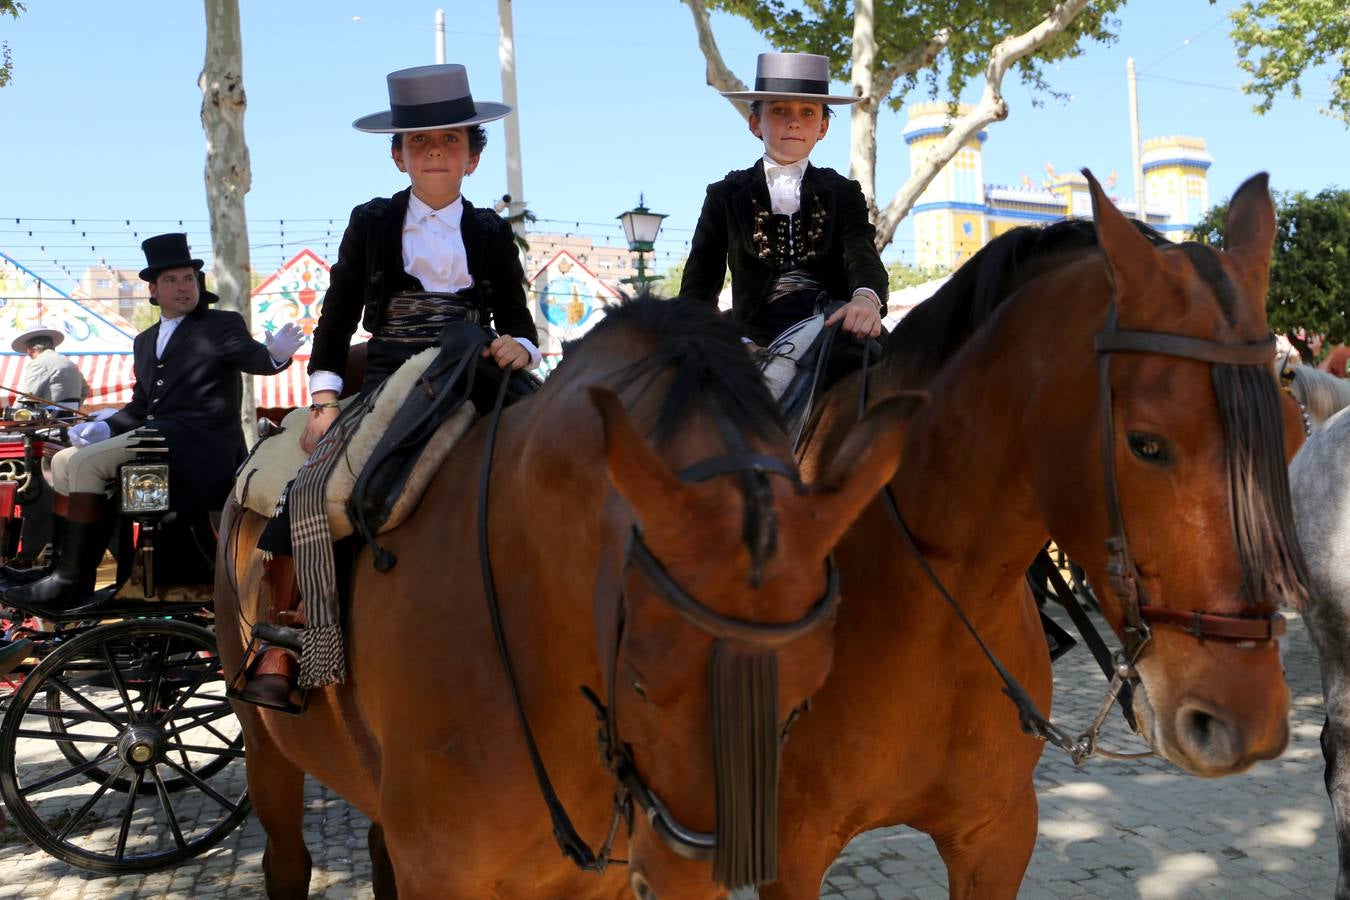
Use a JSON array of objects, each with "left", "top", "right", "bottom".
[
  {"left": 630, "top": 872, "right": 658, "bottom": 900},
  {"left": 1176, "top": 704, "right": 1237, "bottom": 765}
]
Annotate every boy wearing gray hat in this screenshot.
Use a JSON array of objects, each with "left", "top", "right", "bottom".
[
  {"left": 679, "top": 52, "right": 888, "bottom": 348},
  {"left": 301, "top": 63, "right": 539, "bottom": 455}
]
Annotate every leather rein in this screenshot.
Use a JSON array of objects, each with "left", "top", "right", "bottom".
[
  {"left": 856, "top": 307, "right": 1285, "bottom": 764},
  {"left": 476, "top": 361, "right": 838, "bottom": 871}
]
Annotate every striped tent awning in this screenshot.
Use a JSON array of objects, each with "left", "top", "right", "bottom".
[{"left": 0, "top": 353, "right": 311, "bottom": 412}]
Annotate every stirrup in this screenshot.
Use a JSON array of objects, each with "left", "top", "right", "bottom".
[{"left": 227, "top": 623, "right": 308, "bottom": 715}]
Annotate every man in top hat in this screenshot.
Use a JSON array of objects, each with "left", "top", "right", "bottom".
[
  {"left": 678, "top": 52, "right": 888, "bottom": 348},
  {"left": 0, "top": 233, "right": 305, "bottom": 613},
  {"left": 300, "top": 62, "right": 540, "bottom": 454},
  {"left": 12, "top": 326, "right": 89, "bottom": 409}
]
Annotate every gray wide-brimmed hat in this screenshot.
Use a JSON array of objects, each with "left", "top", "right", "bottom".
[
  {"left": 720, "top": 52, "right": 862, "bottom": 105},
  {"left": 353, "top": 64, "right": 512, "bottom": 133},
  {"left": 11, "top": 327, "right": 65, "bottom": 354}
]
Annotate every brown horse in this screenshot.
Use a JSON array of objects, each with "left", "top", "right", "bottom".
[
  {"left": 630, "top": 172, "right": 1311, "bottom": 898},
  {"left": 217, "top": 298, "right": 914, "bottom": 899}
]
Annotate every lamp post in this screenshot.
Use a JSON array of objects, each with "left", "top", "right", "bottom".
[{"left": 617, "top": 194, "right": 668, "bottom": 292}]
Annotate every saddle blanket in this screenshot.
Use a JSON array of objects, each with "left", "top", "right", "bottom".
[
  {"left": 233, "top": 347, "right": 476, "bottom": 540},
  {"left": 758, "top": 313, "right": 827, "bottom": 404}
]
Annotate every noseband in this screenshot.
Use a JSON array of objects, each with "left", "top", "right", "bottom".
[
  {"left": 1095, "top": 305, "right": 1286, "bottom": 662},
  {"left": 587, "top": 450, "right": 839, "bottom": 880}
]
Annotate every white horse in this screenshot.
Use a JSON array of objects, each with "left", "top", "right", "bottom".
[
  {"left": 1289, "top": 405, "right": 1350, "bottom": 899},
  {"left": 1278, "top": 353, "right": 1350, "bottom": 428}
]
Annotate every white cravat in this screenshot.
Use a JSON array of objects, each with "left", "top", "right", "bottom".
[
  {"left": 156, "top": 315, "right": 184, "bottom": 358},
  {"left": 762, "top": 155, "right": 809, "bottom": 215}
]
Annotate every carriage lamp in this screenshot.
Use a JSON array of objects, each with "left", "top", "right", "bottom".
[
  {"left": 618, "top": 194, "right": 668, "bottom": 292},
  {"left": 121, "top": 464, "right": 170, "bottom": 513}
]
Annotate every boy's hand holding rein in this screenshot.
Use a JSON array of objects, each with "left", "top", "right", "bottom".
[
  {"left": 484, "top": 335, "right": 531, "bottom": 370},
  {"left": 301, "top": 390, "right": 341, "bottom": 453},
  {"left": 826, "top": 293, "right": 883, "bottom": 339}
]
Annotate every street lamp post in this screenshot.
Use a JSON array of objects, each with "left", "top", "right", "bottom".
[{"left": 617, "top": 194, "right": 668, "bottom": 292}]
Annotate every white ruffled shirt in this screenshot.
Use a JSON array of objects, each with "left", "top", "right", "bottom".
[
  {"left": 310, "top": 193, "right": 540, "bottom": 396},
  {"left": 761, "top": 155, "right": 882, "bottom": 311}
]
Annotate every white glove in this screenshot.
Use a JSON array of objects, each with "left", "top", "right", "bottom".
[
  {"left": 92, "top": 408, "right": 117, "bottom": 422},
  {"left": 69, "top": 420, "right": 111, "bottom": 447},
  {"left": 266, "top": 322, "right": 306, "bottom": 363}
]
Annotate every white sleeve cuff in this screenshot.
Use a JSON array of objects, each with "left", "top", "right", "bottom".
[
  {"left": 852, "top": 287, "right": 882, "bottom": 310},
  {"left": 309, "top": 370, "right": 345, "bottom": 396},
  {"left": 513, "top": 337, "right": 542, "bottom": 370}
]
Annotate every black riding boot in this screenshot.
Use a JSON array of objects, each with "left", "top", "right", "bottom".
[
  {"left": 0, "top": 493, "right": 68, "bottom": 587},
  {"left": 1, "top": 493, "right": 113, "bottom": 614}
]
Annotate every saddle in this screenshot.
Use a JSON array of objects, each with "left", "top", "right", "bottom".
[
  {"left": 757, "top": 310, "right": 861, "bottom": 444},
  {"left": 235, "top": 345, "right": 476, "bottom": 541}
]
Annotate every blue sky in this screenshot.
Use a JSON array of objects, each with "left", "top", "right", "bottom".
[{"left": 1, "top": 1, "right": 1347, "bottom": 287}]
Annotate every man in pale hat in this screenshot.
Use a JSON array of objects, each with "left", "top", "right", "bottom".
[
  {"left": 237, "top": 63, "right": 540, "bottom": 710},
  {"left": 679, "top": 52, "right": 889, "bottom": 348},
  {"left": 12, "top": 326, "right": 89, "bottom": 409},
  {"left": 0, "top": 233, "right": 304, "bottom": 612}
]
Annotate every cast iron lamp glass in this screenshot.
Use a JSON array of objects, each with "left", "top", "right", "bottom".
[{"left": 617, "top": 194, "right": 668, "bottom": 291}]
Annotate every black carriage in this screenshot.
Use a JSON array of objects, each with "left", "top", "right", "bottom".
[{"left": 0, "top": 417, "right": 249, "bottom": 873}]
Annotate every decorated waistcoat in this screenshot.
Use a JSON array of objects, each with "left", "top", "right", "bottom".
[{"left": 678, "top": 160, "right": 889, "bottom": 344}]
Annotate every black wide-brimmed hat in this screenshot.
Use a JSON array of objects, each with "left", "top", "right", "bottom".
[
  {"left": 720, "top": 53, "right": 862, "bottom": 105},
  {"left": 353, "top": 64, "right": 511, "bottom": 133},
  {"left": 139, "top": 233, "right": 203, "bottom": 282}
]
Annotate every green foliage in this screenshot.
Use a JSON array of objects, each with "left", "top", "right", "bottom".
[
  {"left": 0, "top": 1, "right": 26, "bottom": 89},
  {"left": 1230, "top": 1, "right": 1350, "bottom": 126},
  {"left": 1194, "top": 188, "right": 1350, "bottom": 348},
  {"left": 702, "top": 0, "right": 1124, "bottom": 110},
  {"left": 886, "top": 261, "right": 949, "bottom": 292}
]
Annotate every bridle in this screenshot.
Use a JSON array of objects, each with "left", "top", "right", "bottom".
[
  {"left": 855, "top": 302, "right": 1289, "bottom": 764},
  {"left": 477, "top": 369, "right": 838, "bottom": 880},
  {"left": 1094, "top": 304, "right": 1286, "bottom": 663}
]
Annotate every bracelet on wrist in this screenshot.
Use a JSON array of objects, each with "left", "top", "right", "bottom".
[{"left": 309, "top": 400, "right": 341, "bottom": 412}]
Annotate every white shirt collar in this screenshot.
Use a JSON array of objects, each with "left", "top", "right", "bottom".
[{"left": 407, "top": 192, "right": 465, "bottom": 227}]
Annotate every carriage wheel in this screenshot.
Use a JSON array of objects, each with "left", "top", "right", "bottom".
[{"left": 0, "top": 619, "right": 251, "bottom": 872}]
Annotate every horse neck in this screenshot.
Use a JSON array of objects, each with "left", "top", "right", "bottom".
[{"left": 872, "top": 261, "right": 1105, "bottom": 595}]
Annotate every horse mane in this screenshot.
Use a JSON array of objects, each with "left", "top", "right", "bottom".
[
  {"left": 1289, "top": 364, "right": 1350, "bottom": 425},
  {"left": 880, "top": 218, "right": 1170, "bottom": 380},
  {"left": 575, "top": 295, "right": 783, "bottom": 446},
  {"left": 567, "top": 295, "right": 785, "bottom": 580}
]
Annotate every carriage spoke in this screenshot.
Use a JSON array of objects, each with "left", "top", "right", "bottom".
[
  {"left": 56, "top": 760, "right": 130, "bottom": 842},
  {"left": 152, "top": 658, "right": 217, "bottom": 725},
  {"left": 150, "top": 765, "right": 188, "bottom": 851},
  {"left": 114, "top": 768, "right": 147, "bottom": 861},
  {"left": 45, "top": 674, "right": 124, "bottom": 730},
  {"left": 21, "top": 747, "right": 116, "bottom": 796},
  {"left": 139, "top": 635, "right": 172, "bottom": 717},
  {"left": 160, "top": 756, "right": 240, "bottom": 813},
  {"left": 163, "top": 704, "right": 235, "bottom": 738},
  {"left": 13, "top": 728, "right": 118, "bottom": 745},
  {"left": 162, "top": 740, "right": 246, "bottom": 759},
  {"left": 100, "top": 642, "right": 138, "bottom": 721}
]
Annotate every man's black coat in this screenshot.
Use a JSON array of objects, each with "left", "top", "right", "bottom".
[{"left": 106, "top": 304, "right": 285, "bottom": 513}]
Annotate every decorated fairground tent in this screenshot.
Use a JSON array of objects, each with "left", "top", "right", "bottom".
[
  {"left": 0, "top": 250, "right": 138, "bottom": 406},
  {"left": 530, "top": 249, "right": 623, "bottom": 376}
]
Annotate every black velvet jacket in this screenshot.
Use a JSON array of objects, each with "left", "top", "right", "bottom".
[
  {"left": 309, "top": 188, "right": 538, "bottom": 380},
  {"left": 678, "top": 160, "right": 888, "bottom": 334},
  {"left": 107, "top": 304, "right": 286, "bottom": 513}
]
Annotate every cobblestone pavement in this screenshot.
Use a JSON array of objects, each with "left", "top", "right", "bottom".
[{"left": 0, "top": 609, "right": 1336, "bottom": 898}]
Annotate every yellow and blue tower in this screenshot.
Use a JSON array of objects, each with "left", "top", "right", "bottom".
[
  {"left": 1142, "top": 136, "right": 1212, "bottom": 240},
  {"left": 903, "top": 102, "right": 988, "bottom": 269}
]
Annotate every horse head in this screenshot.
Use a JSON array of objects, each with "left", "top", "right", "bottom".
[
  {"left": 1038, "top": 170, "right": 1311, "bottom": 776},
  {"left": 578, "top": 300, "right": 917, "bottom": 897}
]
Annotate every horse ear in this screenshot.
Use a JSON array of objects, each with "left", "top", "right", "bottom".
[
  {"left": 809, "top": 392, "right": 926, "bottom": 551},
  {"left": 1084, "top": 167, "right": 1161, "bottom": 300},
  {"left": 1222, "top": 173, "right": 1275, "bottom": 296},
  {"left": 588, "top": 386, "right": 688, "bottom": 519}
]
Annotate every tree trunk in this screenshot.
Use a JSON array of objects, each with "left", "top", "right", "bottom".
[
  {"left": 683, "top": 0, "right": 751, "bottom": 123},
  {"left": 200, "top": 0, "right": 257, "bottom": 441},
  {"left": 849, "top": 0, "right": 879, "bottom": 221}
]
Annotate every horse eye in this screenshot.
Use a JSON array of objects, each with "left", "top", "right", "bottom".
[{"left": 1127, "top": 432, "right": 1170, "bottom": 464}]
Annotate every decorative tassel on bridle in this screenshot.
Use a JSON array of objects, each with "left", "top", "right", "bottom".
[{"left": 709, "top": 640, "right": 780, "bottom": 889}]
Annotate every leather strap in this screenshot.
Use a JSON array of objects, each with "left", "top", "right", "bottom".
[
  {"left": 677, "top": 453, "right": 801, "bottom": 486},
  {"left": 1140, "top": 606, "right": 1286, "bottom": 641},
  {"left": 1095, "top": 329, "right": 1275, "bottom": 366}
]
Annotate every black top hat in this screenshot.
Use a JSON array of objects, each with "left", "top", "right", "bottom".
[
  {"left": 139, "top": 233, "right": 204, "bottom": 282},
  {"left": 352, "top": 64, "right": 511, "bottom": 133}
]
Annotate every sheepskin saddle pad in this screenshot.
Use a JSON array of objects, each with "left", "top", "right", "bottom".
[{"left": 233, "top": 347, "right": 475, "bottom": 540}]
